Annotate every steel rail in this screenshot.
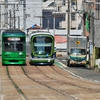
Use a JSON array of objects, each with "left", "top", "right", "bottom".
[{"left": 6, "top": 66, "right": 30, "bottom": 100}]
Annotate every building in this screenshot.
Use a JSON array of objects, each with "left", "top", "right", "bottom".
[
  {"left": 42, "top": 0, "right": 65, "bottom": 29},
  {"left": 83, "top": 0, "right": 100, "bottom": 68},
  {"left": 42, "top": 0, "right": 83, "bottom": 30},
  {"left": 0, "top": 0, "right": 42, "bottom": 31}
]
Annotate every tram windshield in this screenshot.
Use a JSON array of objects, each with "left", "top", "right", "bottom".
[
  {"left": 33, "top": 36, "right": 53, "bottom": 55},
  {"left": 3, "top": 37, "right": 25, "bottom": 51}
]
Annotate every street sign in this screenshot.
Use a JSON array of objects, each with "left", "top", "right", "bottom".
[
  {"left": 90, "top": 44, "right": 93, "bottom": 55},
  {"left": 76, "top": 41, "right": 80, "bottom": 45}
]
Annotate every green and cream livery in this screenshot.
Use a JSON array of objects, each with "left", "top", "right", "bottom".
[{"left": 29, "top": 31, "right": 55, "bottom": 65}]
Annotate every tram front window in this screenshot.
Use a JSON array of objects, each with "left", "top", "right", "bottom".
[
  {"left": 4, "top": 42, "right": 24, "bottom": 51},
  {"left": 16, "top": 43, "right": 23, "bottom": 51},
  {"left": 33, "top": 37, "right": 52, "bottom": 55},
  {"left": 3, "top": 37, "right": 24, "bottom": 52}
]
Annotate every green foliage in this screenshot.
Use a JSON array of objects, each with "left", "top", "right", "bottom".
[
  {"left": 94, "top": 64, "right": 98, "bottom": 68},
  {"left": 86, "top": 61, "right": 90, "bottom": 65},
  {"left": 85, "top": 61, "right": 90, "bottom": 68},
  {"left": 86, "top": 13, "right": 90, "bottom": 32}
]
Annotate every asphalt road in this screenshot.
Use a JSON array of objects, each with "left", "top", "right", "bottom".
[{"left": 57, "top": 57, "right": 100, "bottom": 82}]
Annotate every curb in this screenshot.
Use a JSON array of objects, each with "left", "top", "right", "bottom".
[
  {"left": 54, "top": 59, "right": 100, "bottom": 83},
  {"left": 54, "top": 59, "right": 67, "bottom": 68}
]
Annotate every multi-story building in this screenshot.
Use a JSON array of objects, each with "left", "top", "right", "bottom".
[
  {"left": 1, "top": 0, "right": 83, "bottom": 30},
  {"left": 59, "top": 0, "right": 83, "bottom": 29},
  {"left": 42, "top": 0, "right": 64, "bottom": 29},
  {"left": 42, "top": 0, "right": 83, "bottom": 30},
  {"left": 93, "top": 0, "right": 100, "bottom": 61}
]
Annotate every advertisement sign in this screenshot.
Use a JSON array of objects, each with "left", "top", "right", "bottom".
[
  {"left": 54, "top": 35, "right": 67, "bottom": 50},
  {"left": 54, "top": 35, "right": 67, "bottom": 43}
]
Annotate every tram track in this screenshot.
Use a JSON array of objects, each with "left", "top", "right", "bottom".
[
  {"left": 5, "top": 64, "right": 74, "bottom": 100},
  {"left": 6, "top": 66, "right": 29, "bottom": 100},
  {"left": 47, "top": 65, "right": 100, "bottom": 90},
  {"left": 22, "top": 62, "right": 100, "bottom": 100},
  {"left": 21, "top": 66, "right": 77, "bottom": 100},
  {"left": 2, "top": 61, "right": 100, "bottom": 100},
  {"left": 33, "top": 65, "right": 100, "bottom": 91},
  {"left": 0, "top": 64, "right": 26, "bottom": 100}
]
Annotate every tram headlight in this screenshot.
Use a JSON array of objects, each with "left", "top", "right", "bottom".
[
  {"left": 46, "top": 54, "right": 48, "bottom": 57},
  {"left": 19, "top": 52, "right": 22, "bottom": 55}
]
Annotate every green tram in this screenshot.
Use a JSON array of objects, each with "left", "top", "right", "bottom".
[
  {"left": 29, "top": 31, "right": 55, "bottom": 65},
  {"left": 2, "top": 29, "right": 26, "bottom": 65}
]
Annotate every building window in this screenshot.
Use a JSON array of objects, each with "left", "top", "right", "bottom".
[
  {"left": 63, "top": 0, "right": 66, "bottom": 6},
  {"left": 71, "top": 13, "right": 76, "bottom": 21},
  {"left": 71, "top": 0, "right": 77, "bottom": 5},
  {"left": 96, "top": 0, "right": 100, "bottom": 10},
  {"left": 25, "top": 14, "right": 30, "bottom": 18}
]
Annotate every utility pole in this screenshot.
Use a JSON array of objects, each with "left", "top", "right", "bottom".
[
  {"left": 23, "top": 0, "right": 26, "bottom": 31},
  {"left": 0, "top": 4, "right": 1, "bottom": 28},
  {"left": 0, "top": 4, "right": 1, "bottom": 55},
  {"left": 47, "top": 17, "right": 50, "bottom": 32},
  {"left": 13, "top": 4, "right": 16, "bottom": 29},
  {"left": 18, "top": 16, "right": 20, "bottom": 29},
  {"left": 84, "top": 1, "right": 95, "bottom": 68},
  {"left": 53, "top": 0, "right": 56, "bottom": 35},
  {"left": 67, "top": 0, "right": 70, "bottom": 37},
  {"left": 67, "top": 0, "right": 70, "bottom": 66},
  {"left": 9, "top": 10, "right": 11, "bottom": 29},
  {"left": 53, "top": 15, "right": 55, "bottom": 34},
  {"left": 0, "top": 4, "right": 1, "bottom": 29},
  {"left": 4, "top": 0, "right": 8, "bottom": 28}
]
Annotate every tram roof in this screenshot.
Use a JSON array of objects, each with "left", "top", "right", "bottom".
[
  {"left": 3, "top": 29, "right": 25, "bottom": 34},
  {"left": 30, "top": 31, "right": 54, "bottom": 37},
  {"left": 28, "top": 29, "right": 83, "bottom": 36}
]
